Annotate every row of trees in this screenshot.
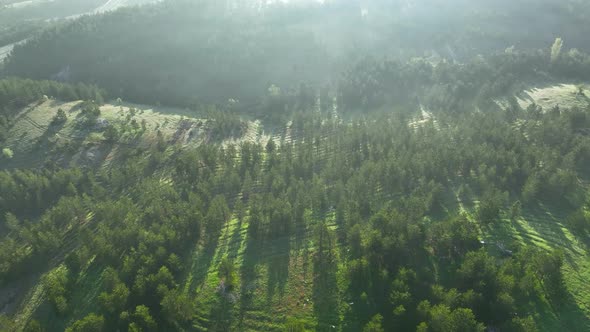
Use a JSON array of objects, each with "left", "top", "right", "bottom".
[
  {"left": 1, "top": 37, "right": 589, "bottom": 328},
  {"left": 1, "top": 91, "right": 586, "bottom": 330}
]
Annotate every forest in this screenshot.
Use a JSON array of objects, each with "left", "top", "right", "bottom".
[
  {"left": 4, "top": 0, "right": 590, "bottom": 106},
  {"left": 0, "top": 1, "right": 590, "bottom": 332}
]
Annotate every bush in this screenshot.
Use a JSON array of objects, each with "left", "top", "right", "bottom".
[
  {"left": 65, "top": 313, "right": 104, "bottom": 332},
  {"left": 51, "top": 108, "right": 68, "bottom": 126},
  {"left": 2, "top": 148, "right": 13, "bottom": 159}
]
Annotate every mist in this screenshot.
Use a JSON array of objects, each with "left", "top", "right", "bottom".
[{"left": 1, "top": 1, "right": 590, "bottom": 331}]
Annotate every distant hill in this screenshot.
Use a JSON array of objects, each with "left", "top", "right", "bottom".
[{"left": 4, "top": 0, "right": 590, "bottom": 107}]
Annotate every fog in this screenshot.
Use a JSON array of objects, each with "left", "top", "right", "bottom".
[{"left": 1, "top": 1, "right": 590, "bottom": 331}]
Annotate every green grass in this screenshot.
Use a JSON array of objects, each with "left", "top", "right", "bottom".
[
  {"left": 480, "top": 205, "right": 590, "bottom": 331},
  {"left": 12, "top": 261, "right": 105, "bottom": 331},
  {"left": 1, "top": 99, "right": 208, "bottom": 170},
  {"left": 515, "top": 83, "right": 590, "bottom": 111},
  {"left": 451, "top": 184, "right": 590, "bottom": 331},
  {"left": 5, "top": 94, "right": 590, "bottom": 331},
  {"left": 182, "top": 210, "right": 332, "bottom": 331}
]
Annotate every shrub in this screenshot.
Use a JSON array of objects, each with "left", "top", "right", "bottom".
[
  {"left": 2, "top": 148, "right": 13, "bottom": 159},
  {"left": 51, "top": 108, "right": 68, "bottom": 125}
]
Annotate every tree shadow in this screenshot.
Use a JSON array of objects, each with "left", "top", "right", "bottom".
[
  {"left": 312, "top": 254, "right": 340, "bottom": 331},
  {"left": 227, "top": 219, "right": 244, "bottom": 262},
  {"left": 552, "top": 286, "right": 590, "bottom": 331},
  {"left": 209, "top": 295, "right": 235, "bottom": 332},
  {"left": 294, "top": 211, "right": 308, "bottom": 253},
  {"left": 522, "top": 205, "right": 584, "bottom": 265},
  {"left": 266, "top": 234, "right": 290, "bottom": 304},
  {"left": 340, "top": 304, "right": 366, "bottom": 332},
  {"left": 524, "top": 280, "right": 590, "bottom": 331},
  {"left": 187, "top": 241, "right": 217, "bottom": 293},
  {"left": 238, "top": 237, "right": 261, "bottom": 329}
]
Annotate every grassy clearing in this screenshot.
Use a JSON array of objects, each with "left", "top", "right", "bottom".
[
  {"left": 452, "top": 184, "right": 590, "bottom": 331},
  {"left": 1, "top": 99, "right": 209, "bottom": 170},
  {"left": 516, "top": 83, "right": 590, "bottom": 111},
  {"left": 183, "top": 210, "right": 334, "bottom": 331},
  {"left": 27, "top": 262, "right": 104, "bottom": 332},
  {"left": 485, "top": 83, "right": 590, "bottom": 329},
  {"left": 478, "top": 205, "right": 590, "bottom": 331}
]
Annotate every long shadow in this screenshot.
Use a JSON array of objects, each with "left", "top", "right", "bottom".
[
  {"left": 511, "top": 214, "right": 556, "bottom": 253},
  {"left": 188, "top": 241, "right": 217, "bottom": 293},
  {"left": 33, "top": 121, "right": 65, "bottom": 149},
  {"left": 201, "top": 224, "right": 240, "bottom": 330},
  {"left": 294, "top": 213, "right": 307, "bottom": 253},
  {"left": 266, "top": 234, "right": 290, "bottom": 303},
  {"left": 187, "top": 237, "right": 222, "bottom": 330},
  {"left": 515, "top": 205, "right": 590, "bottom": 321},
  {"left": 227, "top": 219, "right": 244, "bottom": 261},
  {"left": 39, "top": 120, "right": 66, "bottom": 142},
  {"left": 238, "top": 236, "right": 262, "bottom": 329},
  {"left": 209, "top": 295, "right": 235, "bottom": 332},
  {"left": 553, "top": 286, "right": 590, "bottom": 331},
  {"left": 312, "top": 250, "right": 340, "bottom": 332},
  {"left": 509, "top": 213, "right": 577, "bottom": 269},
  {"left": 525, "top": 205, "right": 583, "bottom": 261},
  {"left": 525, "top": 280, "right": 590, "bottom": 331}
]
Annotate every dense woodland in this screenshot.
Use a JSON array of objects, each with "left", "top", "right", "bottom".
[
  {"left": 1, "top": 0, "right": 590, "bottom": 331},
  {"left": 4, "top": 0, "right": 590, "bottom": 106},
  {"left": 0, "top": 63, "right": 589, "bottom": 331}
]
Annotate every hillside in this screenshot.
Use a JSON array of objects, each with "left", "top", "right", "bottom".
[
  {"left": 0, "top": 0, "right": 160, "bottom": 63},
  {"left": 1, "top": 99, "right": 204, "bottom": 170},
  {"left": 4, "top": 0, "right": 590, "bottom": 106},
  {"left": 1, "top": 1, "right": 590, "bottom": 332},
  {"left": 1, "top": 74, "right": 589, "bottom": 331}
]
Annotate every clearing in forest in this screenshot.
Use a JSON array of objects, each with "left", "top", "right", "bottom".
[{"left": 516, "top": 84, "right": 590, "bottom": 111}]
